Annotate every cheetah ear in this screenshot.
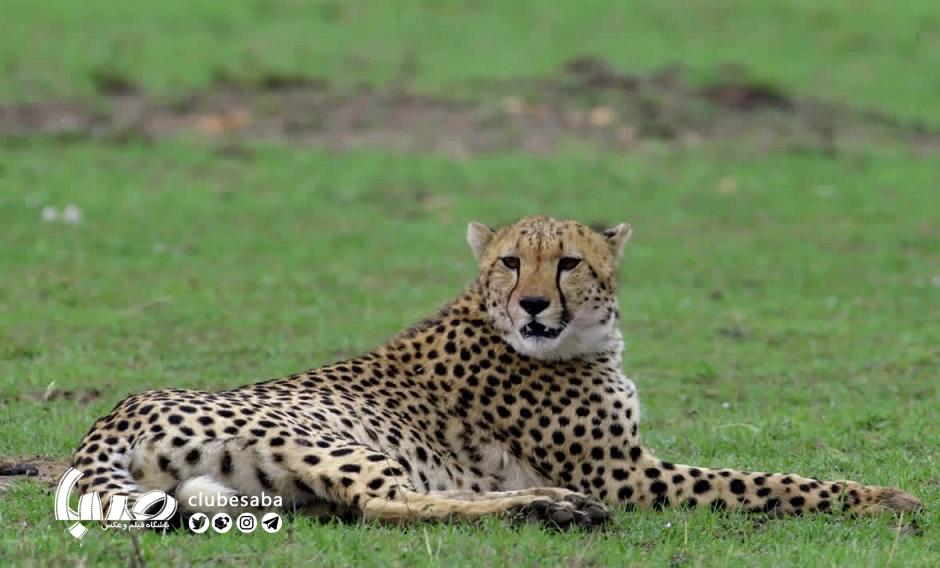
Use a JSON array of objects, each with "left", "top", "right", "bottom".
[
  {"left": 467, "top": 222, "right": 496, "bottom": 262},
  {"left": 602, "top": 223, "right": 632, "bottom": 259}
]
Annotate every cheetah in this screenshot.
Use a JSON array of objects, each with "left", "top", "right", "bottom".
[{"left": 73, "top": 215, "right": 920, "bottom": 528}]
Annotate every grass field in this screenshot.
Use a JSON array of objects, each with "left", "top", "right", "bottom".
[
  {"left": 1, "top": 1, "right": 939, "bottom": 566},
  {"left": 4, "top": 0, "right": 940, "bottom": 123}
]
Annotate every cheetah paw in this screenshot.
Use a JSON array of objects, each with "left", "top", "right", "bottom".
[{"left": 510, "top": 494, "right": 610, "bottom": 529}]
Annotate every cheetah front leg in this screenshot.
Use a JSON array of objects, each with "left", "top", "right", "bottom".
[
  {"left": 429, "top": 487, "right": 572, "bottom": 501},
  {"left": 284, "top": 444, "right": 609, "bottom": 527},
  {"left": 360, "top": 490, "right": 606, "bottom": 527}
]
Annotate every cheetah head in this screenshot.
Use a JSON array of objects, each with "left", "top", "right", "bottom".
[{"left": 467, "top": 215, "right": 631, "bottom": 361}]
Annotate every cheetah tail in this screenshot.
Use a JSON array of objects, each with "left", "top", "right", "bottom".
[{"left": 624, "top": 454, "right": 920, "bottom": 516}]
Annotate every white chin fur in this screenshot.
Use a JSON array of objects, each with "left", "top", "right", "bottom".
[{"left": 506, "top": 320, "right": 623, "bottom": 361}]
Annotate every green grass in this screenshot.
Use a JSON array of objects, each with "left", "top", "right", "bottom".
[
  {"left": 0, "top": 140, "right": 938, "bottom": 566},
  {"left": 3, "top": 0, "right": 940, "bottom": 122},
  {"left": 2, "top": 0, "right": 940, "bottom": 566}
]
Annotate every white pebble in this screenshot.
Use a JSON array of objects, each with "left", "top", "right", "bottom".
[
  {"left": 63, "top": 204, "right": 83, "bottom": 225},
  {"left": 41, "top": 206, "right": 58, "bottom": 222}
]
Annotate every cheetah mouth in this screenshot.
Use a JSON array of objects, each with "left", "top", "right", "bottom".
[{"left": 520, "top": 321, "right": 563, "bottom": 339}]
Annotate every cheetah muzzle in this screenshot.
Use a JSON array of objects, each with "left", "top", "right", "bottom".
[
  {"left": 72, "top": 215, "right": 921, "bottom": 532},
  {"left": 520, "top": 320, "right": 563, "bottom": 340}
]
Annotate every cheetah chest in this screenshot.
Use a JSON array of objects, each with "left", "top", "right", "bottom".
[{"left": 438, "top": 421, "right": 547, "bottom": 492}]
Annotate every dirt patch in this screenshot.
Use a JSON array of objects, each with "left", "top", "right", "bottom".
[
  {"left": 0, "top": 58, "right": 936, "bottom": 156},
  {"left": 0, "top": 456, "right": 70, "bottom": 493},
  {"left": 34, "top": 386, "right": 104, "bottom": 404},
  {"left": 8, "top": 385, "right": 106, "bottom": 404}
]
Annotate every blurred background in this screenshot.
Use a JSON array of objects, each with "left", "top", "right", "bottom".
[
  {"left": 1, "top": 1, "right": 938, "bottom": 565},
  {"left": 2, "top": 0, "right": 939, "bottom": 151}
]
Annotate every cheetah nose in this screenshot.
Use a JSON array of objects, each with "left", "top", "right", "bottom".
[{"left": 520, "top": 296, "right": 550, "bottom": 315}]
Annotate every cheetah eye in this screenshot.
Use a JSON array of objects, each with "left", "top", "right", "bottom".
[
  {"left": 558, "top": 257, "right": 581, "bottom": 271},
  {"left": 500, "top": 256, "right": 520, "bottom": 270}
]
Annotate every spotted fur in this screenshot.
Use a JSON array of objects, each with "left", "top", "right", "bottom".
[{"left": 72, "top": 216, "right": 920, "bottom": 526}]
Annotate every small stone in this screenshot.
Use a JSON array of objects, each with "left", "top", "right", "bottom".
[
  {"left": 588, "top": 106, "right": 616, "bottom": 128},
  {"left": 502, "top": 96, "right": 524, "bottom": 116},
  {"left": 718, "top": 177, "right": 738, "bottom": 195},
  {"left": 63, "top": 204, "right": 83, "bottom": 225}
]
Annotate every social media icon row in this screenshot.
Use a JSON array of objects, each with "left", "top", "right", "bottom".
[{"left": 188, "top": 512, "right": 281, "bottom": 534}]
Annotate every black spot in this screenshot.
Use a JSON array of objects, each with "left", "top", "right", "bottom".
[
  {"left": 295, "top": 478, "right": 315, "bottom": 494},
  {"left": 629, "top": 446, "right": 642, "bottom": 461},
  {"left": 730, "top": 479, "right": 746, "bottom": 494},
  {"left": 617, "top": 486, "right": 634, "bottom": 501},
  {"left": 645, "top": 468, "right": 661, "bottom": 479},
  {"left": 256, "top": 468, "right": 274, "bottom": 490},
  {"left": 652, "top": 494, "right": 669, "bottom": 510},
  {"left": 303, "top": 455, "right": 321, "bottom": 466},
  {"left": 650, "top": 481, "right": 668, "bottom": 494},
  {"left": 185, "top": 449, "right": 201, "bottom": 464},
  {"left": 790, "top": 496, "right": 805, "bottom": 507},
  {"left": 693, "top": 480, "right": 711, "bottom": 494},
  {"left": 221, "top": 451, "right": 233, "bottom": 474}
]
